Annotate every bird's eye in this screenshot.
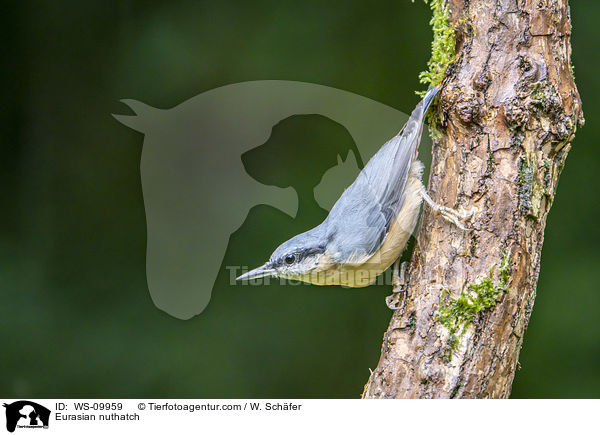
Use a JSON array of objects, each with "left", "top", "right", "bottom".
[{"left": 284, "top": 255, "right": 296, "bottom": 265}]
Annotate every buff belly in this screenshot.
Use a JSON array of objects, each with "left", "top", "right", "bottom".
[{"left": 295, "top": 161, "right": 425, "bottom": 287}]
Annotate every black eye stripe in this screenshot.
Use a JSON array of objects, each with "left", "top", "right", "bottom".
[{"left": 277, "top": 246, "right": 326, "bottom": 267}]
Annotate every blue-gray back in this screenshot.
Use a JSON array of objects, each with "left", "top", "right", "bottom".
[{"left": 322, "top": 87, "right": 438, "bottom": 265}]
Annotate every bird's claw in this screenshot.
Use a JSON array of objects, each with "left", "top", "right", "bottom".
[
  {"left": 386, "top": 292, "right": 407, "bottom": 311},
  {"left": 387, "top": 260, "right": 408, "bottom": 311},
  {"left": 392, "top": 260, "right": 408, "bottom": 289},
  {"left": 439, "top": 207, "right": 472, "bottom": 231},
  {"left": 420, "top": 189, "right": 475, "bottom": 231}
]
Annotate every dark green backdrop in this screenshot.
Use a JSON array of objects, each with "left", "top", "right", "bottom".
[{"left": 1, "top": 1, "right": 597, "bottom": 398}]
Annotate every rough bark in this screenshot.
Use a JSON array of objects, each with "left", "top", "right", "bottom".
[{"left": 363, "top": 0, "right": 583, "bottom": 398}]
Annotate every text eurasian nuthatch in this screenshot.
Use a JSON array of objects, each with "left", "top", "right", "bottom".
[{"left": 237, "top": 87, "right": 472, "bottom": 291}]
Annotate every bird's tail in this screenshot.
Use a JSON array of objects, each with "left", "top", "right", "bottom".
[
  {"left": 407, "top": 85, "right": 440, "bottom": 156},
  {"left": 377, "top": 86, "right": 440, "bottom": 210},
  {"left": 419, "top": 86, "right": 440, "bottom": 115}
]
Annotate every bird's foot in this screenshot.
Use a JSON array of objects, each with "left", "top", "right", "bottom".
[
  {"left": 420, "top": 189, "right": 474, "bottom": 231},
  {"left": 385, "top": 293, "right": 406, "bottom": 311},
  {"left": 386, "top": 260, "right": 408, "bottom": 311}
]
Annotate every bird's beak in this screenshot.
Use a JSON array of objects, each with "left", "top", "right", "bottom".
[{"left": 236, "top": 264, "right": 276, "bottom": 281}]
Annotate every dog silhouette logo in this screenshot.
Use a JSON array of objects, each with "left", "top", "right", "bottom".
[
  {"left": 3, "top": 401, "right": 50, "bottom": 432},
  {"left": 114, "top": 80, "right": 420, "bottom": 319}
]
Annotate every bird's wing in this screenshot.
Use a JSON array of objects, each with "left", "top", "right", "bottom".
[{"left": 324, "top": 87, "right": 438, "bottom": 265}]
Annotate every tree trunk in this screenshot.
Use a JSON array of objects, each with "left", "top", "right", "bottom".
[{"left": 363, "top": 0, "right": 583, "bottom": 399}]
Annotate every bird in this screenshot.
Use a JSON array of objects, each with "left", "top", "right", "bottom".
[{"left": 236, "top": 87, "right": 472, "bottom": 301}]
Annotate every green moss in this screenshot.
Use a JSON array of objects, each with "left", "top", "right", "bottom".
[
  {"left": 435, "top": 250, "right": 512, "bottom": 359},
  {"left": 414, "top": 0, "right": 456, "bottom": 138},
  {"left": 417, "top": 0, "right": 457, "bottom": 91},
  {"left": 427, "top": 122, "right": 442, "bottom": 140},
  {"left": 530, "top": 81, "right": 563, "bottom": 118},
  {"left": 530, "top": 82, "right": 551, "bottom": 112},
  {"left": 408, "top": 311, "right": 417, "bottom": 329},
  {"left": 570, "top": 63, "right": 576, "bottom": 82}
]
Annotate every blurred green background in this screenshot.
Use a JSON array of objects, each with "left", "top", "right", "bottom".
[{"left": 0, "top": 1, "right": 597, "bottom": 398}]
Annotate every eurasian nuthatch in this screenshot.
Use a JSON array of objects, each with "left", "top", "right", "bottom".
[{"left": 237, "top": 87, "right": 471, "bottom": 291}]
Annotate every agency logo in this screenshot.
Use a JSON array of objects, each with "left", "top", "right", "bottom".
[
  {"left": 3, "top": 401, "right": 50, "bottom": 432},
  {"left": 114, "top": 80, "right": 432, "bottom": 319}
]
